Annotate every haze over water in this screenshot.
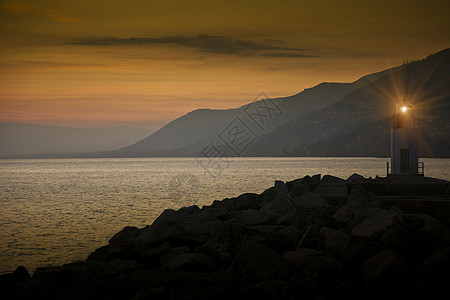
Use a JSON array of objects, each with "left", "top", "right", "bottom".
[{"left": 1, "top": 157, "right": 449, "bottom": 274}]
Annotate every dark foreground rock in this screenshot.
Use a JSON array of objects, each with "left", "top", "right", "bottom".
[{"left": 1, "top": 174, "right": 449, "bottom": 299}]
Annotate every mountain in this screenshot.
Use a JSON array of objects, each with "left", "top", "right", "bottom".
[
  {"left": 253, "top": 48, "right": 450, "bottom": 157},
  {"left": 6, "top": 49, "right": 449, "bottom": 158},
  {"left": 119, "top": 48, "right": 450, "bottom": 158},
  {"left": 0, "top": 123, "right": 151, "bottom": 157},
  {"left": 116, "top": 64, "right": 396, "bottom": 156}
]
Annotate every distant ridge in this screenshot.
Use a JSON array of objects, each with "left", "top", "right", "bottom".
[
  {"left": 6, "top": 48, "right": 449, "bottom": 158},
  {"left": 0, "top": 124, "right": 151, "bottom": 157},
  {"left": 115, "top": 49, "right": 450, "bottom": 157}
]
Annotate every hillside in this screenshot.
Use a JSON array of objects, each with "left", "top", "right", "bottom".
[
  {"left": 116, "top": 63, "right": 395, "bottom": 156},
  {"left": 251, "top": 48, "right": 450, "bottom": 157}
]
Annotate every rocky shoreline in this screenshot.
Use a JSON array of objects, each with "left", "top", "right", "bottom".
[{"left": 1, "top": 174, "right": 450, "bottom": 299}]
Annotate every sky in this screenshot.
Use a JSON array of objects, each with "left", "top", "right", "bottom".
[{"left": 0, "top": 0, "right": 449, "bottom": 130}]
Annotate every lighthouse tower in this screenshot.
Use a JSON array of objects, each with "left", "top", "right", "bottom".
[{"left": 389, "top": 98, "right": 422, "bottom": 176}]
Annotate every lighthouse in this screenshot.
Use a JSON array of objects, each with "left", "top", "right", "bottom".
[{"left": 388, "top": 98, "right": 423, "bottom": 176}]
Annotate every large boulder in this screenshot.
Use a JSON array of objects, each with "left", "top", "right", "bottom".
[
  {"left": 260, "top": 193, "right": 294, "bottom": 223},
  {"left": 232, "top": 193, "right": 266, "bottom": 210},
  {"left": 109, "top": 226, "right": 141, "bottom": 245},
  {"left": 226, "top": 240, "right": 293, "bottom": 286},
  {"left": 407, "top": 224, "right": 450, "bottom": 264},
  {"left": 82, "top": 258, "right": 141, "bottom": 280},
  {"left": 351, "top": 207, "right": 402, "bottom": 239},
  {"left": 418, "top": 246, "right": 450, "bottom": 289},
  {"left": 346, "top": 173, "right": 365, "bottom": 183},
  {"left": 286, "top": 176, "right": 312, "bottom": 197},
  {"left": 284, "top": 273, "right": 318, "bottom": 298},
  {"left": 241, "top": 279, "right": 287, "bottom": 299},
  {"left": 283, "top": 248, "right": 341, "bottom": 277},
  {"left": 137, "top": 208, "right": 210, "bottom": 245},
  {"left": 229, "top": 209, "right": 271, "bottom": 226},
  {"left": 333, "top": 185, "right": 381, "bottom": 223},
  {"left": 402, "top": 213, "right": 440, "bottom": 233},
  {"left": 319, "top": 227, "right": 351, "bottom": 259},
  {"left": 292, "top": 192, "right": 328, "bottom": 209},
  {"left": 320, "top": 175, "right": 345, "bottom": 183},
  {"left": 162, "top": 253, "right": 214, "bottom": 271},
  {"left": 0, "top": 266, "right": 31, "bottom": 288},
  {"left": 314, "top": 176, "right": 348, "bottom": 205},
  {"left": 360, "top": 250, "right": 411, "bottom": 293}
]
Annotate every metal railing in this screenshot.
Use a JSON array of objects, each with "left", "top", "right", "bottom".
[
  {"left": 418, "top": 161, "right": 424, "bottom": 175},
  {"left": 386, "top": 161, "right": 425, "bottom": 176}
]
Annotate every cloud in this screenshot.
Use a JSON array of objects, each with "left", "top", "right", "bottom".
[
  {"left": 262, "top": 52, "right": 320, "bottom": 58},
  {"left": 2, "top": 1, "right": 75, "bottom": 22},
  {"left": 67, "top": 34, "right": 317, "bottom": 58}
]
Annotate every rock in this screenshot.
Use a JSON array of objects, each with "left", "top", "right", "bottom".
[
  {"left": 311, "top": 174, "right": 321, "bottom": 186},
  {"left": 157, "top": 246, "right": 190, "bottom": 267},
  {"left": 12, "top": 265, "right": 30, "bottom": 281},
  {"left": 0, "top": 266, "right": 31, "bottom": 288},
  {"left": 326, "top": 279, "right": 364, "bottom": 300},
  {"left": 274, "top": 180, "right": 288, "bottom": 194},
  {"left": 99, "top": 226, "right": 147, "bottom": 261},
  {"left": 216, "top": 224, "right": 247, "bottom": 258},
  {"left": 246, "top": 225, "right": 298, "bottom": 255},
  {"left": 360, "top": 250, "right": 411, "bottom": 293},
  {"left": 351, "top": 207, "right": 402, "bottom": 239},
  {"left": 292, "top": 192, "right": 328, "bottom": 209},
  {"left": 333, "top": 185, "right": 381, "bottom": 223},
  {"left": 195, "top": 238, "right": 230, "bottom": 263},
  {"left": 232, "top": 193, "right": 265, "bottom": 210},
  {"left": 346, "top": 173, "right": 365, "bottom": 183},
  {"left": 109, "top": 226, "right": 141, "bottom": 245},
  {"left": 242, "top": 279, "right": 287, "bottom": 299},
  {"left": 260, "top": 193, "right": 294, "bottom": 220},
  {"left": 230, "top": 209, "right": 271, "bottom": 226},
  {"left": 32, "top": 261, "right": 89, "bottom": 283},
  {"left": 319, "top": 227, "right": 351, "bottom": 259},
  {"left": 210, "top": 198, "right": 235, "bottom": 211},
  {"left": 407, "top": 224, "right": 450, "bottom": 264},
  {"left": 137, "top": 209, "right": 209, "bottom": 245},
  {"left": 131, "top": 287, "right": 170, "bottom": 300},
  {"left": 140, "top": 241, "right": 171, "bottom": 267},
  {"left": 342, "top": 241, "right": 378, "bottom": 275},
  {"left": 286, "top": 177, "right": 312, "bottom": 197},
  {"left": 88, "top": 235, "right": 146, "bottom": 262},
  {"left": 418, "top": 246, "right": 450, "bottom": 288},
  {"left": 314, "top": 177, "right": 348, "bottom": 205},
  {"left": 260, "top": 186, "right": 278, "bottom": 202},
  {"left": 378, "top": 226, "right": 409, "bottom": 254},
  {"left": 82, "top": 258, "right": 140, "bottom": 280},
  {"left": 278, "top": 225, "right": 300, "bottom": 242},
  {"left": 178, "top": 205, "right": 200, "bottom": 215},
  {"left": 284, "top": 273, "right": 317, "bottom": 298},
  {"left": 226, "top": 240, "right": 293, "bottom": 286},
  {"left": 403, "top": 213, "right": 440, "bottom": 232},
  {"left": 321, "top": 175, "right": 345, "bottom": 183},
  {"left": 283, "top": 248, "right": 341, "bottom": 279},
  {"left": 162, "top": 253, "right": 214, "bottom": 271}
]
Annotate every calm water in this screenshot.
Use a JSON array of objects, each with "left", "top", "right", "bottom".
[{"left": 1, "top": 157, "right": 449, "bottom": 274}]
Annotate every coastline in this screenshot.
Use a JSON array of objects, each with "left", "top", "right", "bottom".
[{"left": 1, "top": 173, "right": 449, "bottom": 299}]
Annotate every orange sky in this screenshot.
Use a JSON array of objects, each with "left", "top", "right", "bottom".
[{"left": 1, "top": 0, "right": 449, "bottom": 130}]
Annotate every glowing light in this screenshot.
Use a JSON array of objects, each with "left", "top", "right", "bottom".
[{"left": 401, "top": 106, "right": 408, "bottom": 112}]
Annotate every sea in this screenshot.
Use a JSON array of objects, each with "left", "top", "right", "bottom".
[{"left": 1, "top": 157, "right": 449, "bottom": 274}]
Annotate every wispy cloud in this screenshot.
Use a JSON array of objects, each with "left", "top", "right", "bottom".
[
  {"left": 67, "top": 34, "right": 318, "bottom": 58},
  {"left": 2, "top": 1, "right": 75, "bottom": 22},
  {"left": 262, "top": 52, "right": 319, "bottom": 58}
]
